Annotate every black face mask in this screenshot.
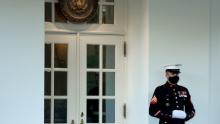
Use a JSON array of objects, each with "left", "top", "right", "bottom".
[{"left": 168, "top": 76, "right": 179, "bottom": 84}]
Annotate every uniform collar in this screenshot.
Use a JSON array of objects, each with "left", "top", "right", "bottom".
[{"left": 164, "top": 81, "right": 177, "bottom": 88}]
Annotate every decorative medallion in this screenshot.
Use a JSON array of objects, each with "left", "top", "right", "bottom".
[{"left": 60, "top": 0, "right": 98, "bottom": 23}]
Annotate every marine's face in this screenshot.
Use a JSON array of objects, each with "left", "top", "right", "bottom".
[
  {"left": 165, "top": 71, "right": 180, "bottom": 84},
  {"left": 165, "top": 72, "right": 179, "bottom": 79}
]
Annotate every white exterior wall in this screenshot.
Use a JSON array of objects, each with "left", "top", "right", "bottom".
[
  {"left": 210, "top": 0, "right": 220, "bottom": 124},
  {"left": 0, "top": 0, "right": 44, "bottom": 124}
]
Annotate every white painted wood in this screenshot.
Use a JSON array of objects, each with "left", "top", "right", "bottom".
[{"left": 45, "top": 30, "right": 125, "bottom": 35}]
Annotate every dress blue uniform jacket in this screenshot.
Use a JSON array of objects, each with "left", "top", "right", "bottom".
[{"left": 149, "top": 82, "right": 195, "bottom": 124}]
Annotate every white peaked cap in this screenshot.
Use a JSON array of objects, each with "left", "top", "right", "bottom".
[{"left": 164, "top": 64, "right": 182, "bottom": 70}]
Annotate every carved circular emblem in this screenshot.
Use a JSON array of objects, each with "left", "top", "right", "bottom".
[{"left": 60, "top": 0, "right": 98, "bottom": 23}]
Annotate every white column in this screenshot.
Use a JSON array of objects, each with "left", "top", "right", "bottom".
[
  {"left": 126, "top": 0, "right": 149, "bottom": 124},
  {"left": 0, "top": 0, "right": 44, "bottom": 124}
]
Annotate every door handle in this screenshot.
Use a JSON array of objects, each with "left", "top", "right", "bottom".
[
  {"left": 71, "top": 120, "right": 74, "bottom": 124},
  {"left": 80, "top": 119, "right": 84, "bottom": 124}
]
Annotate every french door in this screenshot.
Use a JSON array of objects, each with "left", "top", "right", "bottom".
[
  {"left": 44, "top": 34, "right": 125, "bottom": 124},
  {"left": 45, "top": 34, "right": 77, "bottom": 124}
]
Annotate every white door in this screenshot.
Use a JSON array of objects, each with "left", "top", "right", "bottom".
[
  {"left": 44, "top": 34, "right": 77, "bottom": 124},
  {"left": 44, "top": 34, "right": 125, "bottom": 124},
  {"left": 79, "top": 35, "right": 125, "bottom": 124}
]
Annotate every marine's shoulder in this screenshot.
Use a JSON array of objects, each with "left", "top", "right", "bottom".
[
  {"left": 155, "top": 84, "right": 167, "bottom": 90},
  {"left": 153, "top": 84, "right": 167, "bottom": 95},
  {"left": 177, "top": 84, "right": 188, "bottom": 90}
]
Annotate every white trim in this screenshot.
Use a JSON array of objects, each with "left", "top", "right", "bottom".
[
  {"left": 99, "top": 44, "right": 103, "bottom": 123},
  {"left": 45, "top": 96, "right": 68, "bottom": 99},
  {"left": 51, "top": 43, "right": 55, "bottom": 123},
  {"left": 102, "top": 2, "right": 115, "bottom": 5},
  {"left": 51, "top": 0, "right": 55, "bottom": 23},
  {"left": 45, "top": 0, "right": 53, "bottom": 2},
  {"left": 76, "top": 32, "right": 81, "bottom": 124},
  {"left": 99, "top": 1, "right": 103, "bottom": 24},
  {"left": 45, "top": 29, "right": 125, "bottom": 36},
  {"left": 53, "top": 68, "right": 69, "bottom": 71},
  {"left": 86, "top": 96, "right": 116, "bottom": 99},
  {"left": 86, "top": 69, "right": 118, "bottom": 72}
]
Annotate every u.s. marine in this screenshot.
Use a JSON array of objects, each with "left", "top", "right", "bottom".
[{"left": 149, "top": 64, "right": 195, "bottom": 124}]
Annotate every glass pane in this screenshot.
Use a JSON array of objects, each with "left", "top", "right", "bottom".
[
  {"left": 45, "top": 44, "right": 51, "bottom": 68},
  {"left": 55, "top": 2, "right": 67, "bottom": 23},
  {"left": 87, "top": 99, "right": 99, "bottom": 123},
  {"left": 44, "top": 99, "right": 51, "bottom": 123},
  {"left": 87, "top": 72, "right": 99, "bottom": 96},
  {"left": 103, "top": 45, "right": 115, "bottom": 69},
  {"left": 102, "top": 5, "right": 114, "bottom": 24},
  {"left": 45, "top": 2, "right": 52, "bottom": 22},
  {"left": 103, "top": 0, "right": 114, "bottom": 2},
  {"left": 103, "top": 99, "right": 115, "bottom": 123},
  {"left": 44, "top": 71, "right": 51, "bottom": 95},
  {"left": 54, "top": 72, "right": 67, "bottom": 96},
  {"left": 103, "top": 72, "right": 115, "bottom": 96},
  {"left": 54, "top": 44, "right": 68, "bottom": 68},
  {"left": 54, "top": 99, "right": 67, "bottom": 123},
  {"left": 87, "top": 45, "right": 99, "bottom": 68},
  {"left": 87, "top": 6, "right": 99, "bottom": 24}
]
